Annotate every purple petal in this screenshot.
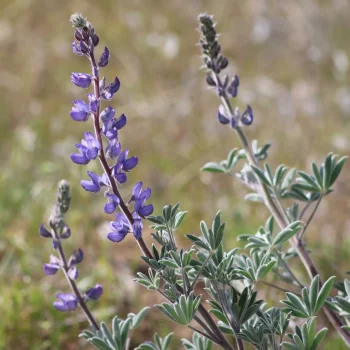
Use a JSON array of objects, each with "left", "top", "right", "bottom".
[
  {"left": 132, "top": 182, "right": 143, "bottom": 199},
  {"left": 115, "top": 172, "right": 127, "bottom": 184},
  {"left": 39, "top": 224, "right": 51, "bottom": 238},
  {"left": 100, "top": 106, "right": 115, "bottom": 123},
  {"left": 70, "top": 107, "right": 89, "bottom": 122},
  {"left": 54, "top": 293, "right": 78, "bottom": 312},
  {"left": 71, "top": 249, "right": 84, "bottom": 265},
  {"left": 71, "top": 73, "right": 92, "bottom": 88},
  {"left": 241, "top": 105, "right": 253, "bottom": 125},
  {"left": 138, "top": 204, "right": 154, "bottom": 217},
  {"left": 72, "top": 41, "right": 83, "bottom": 56},
  {"left": 132, "top": 218, "right": 143, "bottom": 239},
  {"left": 217, "top": 107, "right": 230, "bottom": 125},
  {"left": 107, "top": 231, "right": 127, "bottom": 242},
  {"left": 85, "top": 284, "right": 103, "bottom": 300},
  {"left": 98, "top": 47, "right": 110, "bottom": 68},
  {"left": 123, "top": 156, "right": 138, "bottom": 172},
  {"left": 73, "top": 100, "right": 89, "bottom": 112},
  {"left": 86, "top": 148, "right": 98, "bottom": 160},
  {"left": 114, "top": 114, "right": 127, "bottom": 130},
  {"left": 43, "top": 263, "right": 60, "bottom": 275},
  {"left": 140, "top": 188, "right": 151, "bottom": 200},
  {"left": 68, "top": 266, "right": 78, "bottom": 280},
  {"left": 81, "top": 180, "right": 100, "bottom": 192},
  {"left": 70, "top": 153, "right": 89, "bottom": 164},
  {"left": 104, "top": 202, "right": 116, "bottom": 214},
  {"left": 106, "top": 139, "right": 121, "bottom": 159},
  {"left": 88, "top": 94, "right": 98, "bottom": 113}
]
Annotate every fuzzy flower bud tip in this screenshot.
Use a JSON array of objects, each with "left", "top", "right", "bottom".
[{"left": 69, "top": 13, "right": 88, "bottom": 29}]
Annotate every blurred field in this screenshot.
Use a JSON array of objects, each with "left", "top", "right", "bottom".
[{"left": 0, "top": 0, "right": 350, "bottom": 349}]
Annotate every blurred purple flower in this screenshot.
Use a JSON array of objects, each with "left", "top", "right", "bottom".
[
  {"left": 103, "top": 113, "right": 127, "bottom": 140},
  {"left": 104, "top": 193, "right": 120, "bottom": 214},
  {"left": 107, "top": 213, "right": 130, "bottom": 242},
  {"left": 71, "top": 73, "right": 92, "bottom": 88},
  {"left": 101, "top": 77, "right": 120, "bottom": 100},
  {"left": 43, "top": 255, "right": 61, "bottom": 275},
  {"left": 240, "top": 105, "right": 253, "bottom": 126},
  {"left": 39, "top": 224, "right": 51, "bottom": 238},
  {"left": 112, "top": 149, "right": 138, "bottom": 184},
  {"left": 53, "top": 293, "right": 78, "bottom": 312},
  {"left": 131, "top": 182, "right": 154, "bottom": 217},
  {"left": 81, "top": 171, "right": 109, "bottom": 192},
  {"left": 85, "top": 284, "right": 103, "bottom": 301},
  {"left": 98, "top": 47, "right": 110, "bottom": 68},
  {"left": 71, "top": 132, "right": 100, "bottom": 165},
  {"left": 70, "top": 100, "right": 90, "bottom": 122},
  {"left": 106, "top": 138, "right": 121, "bottom": 159}
]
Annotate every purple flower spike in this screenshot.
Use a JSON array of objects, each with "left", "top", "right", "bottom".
[
  {"left": 98, "top": 47, "right": 110, "bottom": 68},
  {"left": 39, "top": 224, "right": 51, "bottom": 238},
  {"left": 107, "top": 213, "right": 130, "bottom": 242},
  {"left": 71, "top": 72, "right": 92, "bottom": 88},
  {"left": 85, "top": 284, "right": 103, "bottom": 301},
  {"left": 241, "top": 105, "right": 253, "bottom": 126},
  {"left": 81, "top": 171, "right": 109, "bottom": 193},
  {"left": 71, "top": 132, "right": 100, "bottom": 165},
  {"left": 106, "top": 139, "right": 121, "bottom": 159},
  {"left": 104, "top": 193, "right": 120, "bottom": 214},
  {"left": 43, "top": 255, "right": 61, "bottom": 275},
  {"left": 53, "top": 293, "right": 78, "bottom": 312},
  {"left": 70, "top": 100, "right": 90, "bottom": 122},
  {"left": 101, "top": 77, "right": 120, "bottom": 100}
]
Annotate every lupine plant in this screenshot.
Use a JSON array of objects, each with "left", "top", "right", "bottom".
[{"left": 39, "top": 13, "right": 350, "bottom": 349}]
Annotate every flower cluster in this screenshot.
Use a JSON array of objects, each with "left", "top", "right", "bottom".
[
  {"left": 40, "top": 180, "right": 103, "bottom": 313},
  {"left": 69, "top": 12, "right": 153, "bottom": 244},
  {"left": 198, "top": 14, "right": 253, "bottom": 129}
]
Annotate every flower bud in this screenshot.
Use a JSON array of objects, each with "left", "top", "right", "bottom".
[
  {"left": 92, "top": 33, "right": 99, "bottom": 47},
  {"left": 206, "top": 73, "right": 216, "bottom": 86},
  {"left": 70, "top": 13, "right": 88, "bottom": 29}
]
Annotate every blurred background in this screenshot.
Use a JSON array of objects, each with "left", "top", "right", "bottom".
[{"left": 1, "top": 0, "right": 349, "bottom": 348}]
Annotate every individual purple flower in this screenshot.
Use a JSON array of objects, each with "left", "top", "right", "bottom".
[
  {"left": 53, "top": 293, "right": 78, "bottom": 312},
  {"left": 112, "top": 149, "right": 138, "bottom": 184},
  {"left": 81, "top": 171, "right": 109, "bottom": 192},
  {"left": 85, "top": 284, "right": 103, "bottom": 301},
  {"left": 103, "top": 113, "right": 127, "bottom": 140},
  {"left": 99, "top": 105, "right": 115, "bottom": 123},
  {"left": 68, "top": 265, "right": 78, "bottom": 280},
  {"left": 132, "top": 213, "right": 143, "bottom": 239},
  {"left": 71, "top": 72, "right": 92, "bottom": 88},
  {"left": 101, "top": 77, "right": 120, "bottom": 100},
  {"left": 106, "top": 138, "right": 121, "bottom": 159},
  {"left": 240, "top": 105, "right": 253, "bottom": 125},
  {"left": 43, "top": 255, "right": 61, "bottom": 275},
  {"left": 71, "top": 132, "right": 100, "bottom": 165},
  {"left": 72, "top": 41, "right": 84, "bottom": 56},
  {"left": 104, "top": 193, "right": 120, "bottom": 214},
  {"left": 107, "top": 213, "right": 130, "bottom": 242},
  {"left": 131, "top": 182, "right": 154, "bottom": 217},
  {"left": 39, "top": 224, "right": 51, "bottom": 238},
  {"left": 70, "top": 100, "right": 90, "bottom": 122},
  {"left": 68, "top": 248, "right": 84, "bottom": 266},
  {"left": 60, "top": 224, "right": 71, "bottom": 239},
  {"left": 227, "top": 75, "right": 239, "bottom": 97},
  {"left": 98, "top": 47, "right": 110, "bottom": 68},
  {"left": 217, "top": 105, "right": 230, "bottom": 125},
  {"left": 88, "top": 93, "right": 98, "bottom": 113}
]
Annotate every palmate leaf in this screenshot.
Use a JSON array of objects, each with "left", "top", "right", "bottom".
[
  {"left": 135, "top": 333, "right": 173, "bottom": 350},
  {"left": 182, "top": 332, "right": 213, "bottom": 350},
  {"left": 282, "top": 318, "right": 327, "bottom": 350},
  {"left": 281, "top": 275, "right": 335, "bottom": 318},
  {"left": 156, "top": 292, "right": 201, "bottom": 325}
]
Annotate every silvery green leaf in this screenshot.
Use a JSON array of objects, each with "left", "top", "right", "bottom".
[
  {"left": 201, "top": 162, "right": 226, "bottom": 173},
  {"left": 244, "top": 193, "right": 264, "bottom": 202}
]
